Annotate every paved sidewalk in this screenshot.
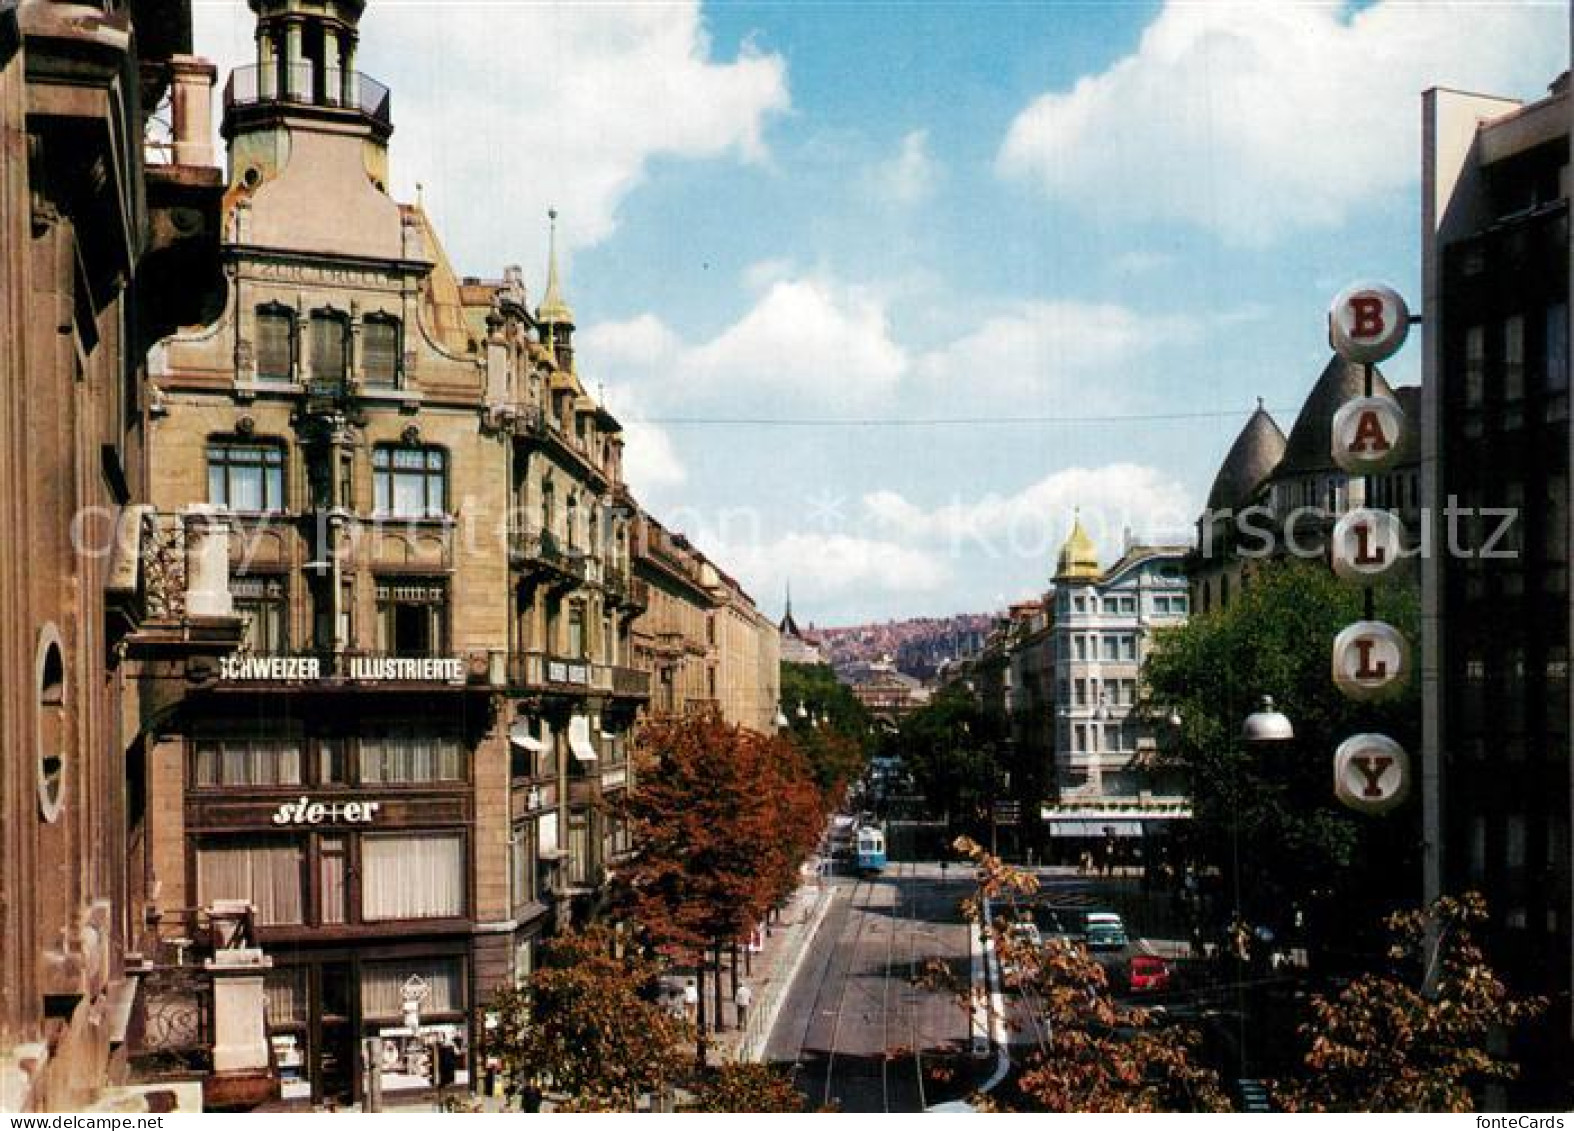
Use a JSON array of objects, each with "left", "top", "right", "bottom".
[{"left": 712, "top": 858, "right": 835, "bottom": 1064}]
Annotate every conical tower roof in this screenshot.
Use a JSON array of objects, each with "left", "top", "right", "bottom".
[
  {"left": 536, "top": 209, "right": 575, "bottom": 329},
  {"left": 1055, "top": 513, "right": 1101, "bottom": 582},
  {"left": 1205, "top": 401, "right": 1287, "bottom": 512},
  {"left": 1274, "top": 355, "right": 1393, "bottom": 480}
]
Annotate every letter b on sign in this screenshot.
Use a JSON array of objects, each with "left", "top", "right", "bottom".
[
  {"left": 1329, "top": 282, "right": 1410, "bottom": 364},
  {"left": 1333, "top": 734, "right": 1410, "bottom": 815}
]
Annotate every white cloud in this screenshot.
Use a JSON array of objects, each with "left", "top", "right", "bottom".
[
  {"left": 863, "top": 129, "right": 940, "bottom": 206},
  {"left": 916, "top": 301, "right": 1198, "bottom": 400},
  {"left": 863, "top": 463, "right": 1195, "bottom": 566},
  {"left": 581, "top": 276, "right": 909, "bottom": 412},
  {"left": 712, "top": 533, "right": 952, "bottom": 607},
  {"left": 193, "top": 1, "right": 789, "bottom": 271},
  {"left": 998, "top": 1, "right": 1565, "bottom": 244}
]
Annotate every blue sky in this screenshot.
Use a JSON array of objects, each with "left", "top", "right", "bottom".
[{"left": 193, "top": 1, "right": 1569, "bottom": 625}]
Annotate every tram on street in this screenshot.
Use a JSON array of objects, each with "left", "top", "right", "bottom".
[{"left": 855, "top": 825, "right": 887, "bottom": 873}]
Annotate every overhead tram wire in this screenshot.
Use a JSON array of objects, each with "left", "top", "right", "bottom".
[{"left": 636, "top": 407, "right": 1300, "bottom": 429}]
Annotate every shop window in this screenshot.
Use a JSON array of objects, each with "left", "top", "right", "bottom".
[
  {"left": 264, "top": 967, "right": 308, "bottom": 1028},
  {"left": 375, "top": 579, "right": 448, "bottom": 658},
  {"left": 197, "top": 837, "right": 305, "bottom": 925},
  {"left": 256, "top": 305, "right": 295, "bottom": 382},
  {"left": 193, "top": 737, "right": 303, "bottom": 788},
  {"left": 362, "top": 315, "right": 401, "bottom": 387},
  {"left": 361, "top": 833, "right": 465, "bottom": 920},
  {"left": 358, "top": 732, "right": 463, "bottom": 784},
  {"left": 360, "top": 959, "right": 464, "bottom": 1020},
  {"left": 373, "top": 445, "right": 446, "bottom": 518},
  {"left": 208, "top": 441, "right": 286, "bottom": 512},
  {"left": 233, "top": 574, "right": 288, "bottom": 654}
]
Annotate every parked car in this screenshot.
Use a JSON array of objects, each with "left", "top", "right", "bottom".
[
  {"left": 1128, "top": 954, "right": 1172, "bottom": 992},
  {"left": 1084, "top": 911, "right": 1129, "bottom": 950}
]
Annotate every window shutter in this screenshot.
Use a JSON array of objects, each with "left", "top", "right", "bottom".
[
  {"left": 256, "top": 310, "right": 292, "bottom": 380},
  {"left": 363, "top": 318, "right": 399, "bottom": 386}
]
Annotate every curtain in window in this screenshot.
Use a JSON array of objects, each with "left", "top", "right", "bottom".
[
  {"left": 194, "top": 738, "right": 302, "bottom": 788},
  {"left": 361, "top": 833, "right": 464, "bottom": 920},
  {"left": 360, "top": 959, "right": 463, "bottom": 1019},
  {"left": 197, "top": 839, "right": 304, "bottom": 925},
  {"left": 319, "top": 836, "right": 348, "bottom": 925},
  {"left": 363, "top": 318, "right": 399, "bottom": 386},
  {"left": 264, "top": 968, "right": 308, "bottom": 1027},
  {"left": 358, "top": 734, "right": 462, "bottom": 783},
  {"left": 256, "top": 310, "right": 293, "bottom": 381}
]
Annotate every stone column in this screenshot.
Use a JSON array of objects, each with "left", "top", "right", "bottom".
[
  {"left": 284, "top": 20, "right": 304, "bottom": 101},
  {"left": 182, "top": 507, "right": 234, "bottom": 618},
  {"left": 322, "top": 26, "right": 341, "bottom": 106},
  {"left": 257, "top": 29, "right": 277, "bottom": 99},
  {"left": 169, "top": 56, "right": 217, "bottom": 168}
]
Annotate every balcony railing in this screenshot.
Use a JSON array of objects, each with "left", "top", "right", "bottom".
[
  {"left": 224, "top": 63, "right": 391, "bottom": 128},
  {"left": 612, "top": 665, "right": 651, "bottom": 698},
  {"left": 111, "top": 509, "right": 246, "bottom": 659},
  {"left": 509, "top": 651, "right": 615, "bottom": 693},
  {"left": 508, "top": 527, "right": 588, "bottom": 587}
]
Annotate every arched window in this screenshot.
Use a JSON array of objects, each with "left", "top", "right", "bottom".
[
  {"left": 256, "top": 304, "right": 295, "bottom": 381},
  {"left": 363, "top": 314, "right": 401, "bottom": 387}
]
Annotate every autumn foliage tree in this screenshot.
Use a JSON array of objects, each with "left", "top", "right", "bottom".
[
  {"left": 618, "top": 711, "right": 826, "bottom": 1061},
  {"left": 955, "top": 838, "right": 1229, "bottom": 1113},
  {"left": 1274, "top": 893, "right": 1545, "bottom": 1112},
  {"left": 692, "top": 1062, "right": 807, "bottom": 1113},
  {"left": 481, "top": 927, "right": 690, "bottom": 1111}
]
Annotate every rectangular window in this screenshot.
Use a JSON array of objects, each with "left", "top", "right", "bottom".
[
  {"left": 511, "top": 825, "right": 537, "bottom": 911},
  {"left": 1073, "top": 636, "right": 1086, "bottom": 661},
  {"left": 233, "top": 574, "right": 288, "bottom": 654},
  {"left": 1073, "top": 724, "right": 1086, "bottom": 753},
  {"left": 358, "top": 733, "right": 463, "bottom": 784},
  {"left": 310, "top": 313, "right": 347, "bottom": 384},
  {"left": 264, "top": 967, "right": 308, "bottom": 1028},
  {"left": 193, "top": 737, "right": 303, "bottom": 788},
  {"left": 1122, "top": 635, "right": 1138, "bottom": 661},
  {"left": 197, "top": 837, "right": 305, "bottom": 926},
  {"left": 208, "top": 443, "right": 285, "bottom": 512},
  {"left": 1101, "top": 636, "right": 1119, "bottom": 661},
  {"left": 373, "top": 446, "right": 446, "bottom": 518},
  {"left": 1074, "top": 679, "right": 1088, "bottom": 707},
  {"left": 1546, "top": 303, "right": 1569, "bottom": 391},
  {"left": 362, "top": 317, "right": 400, "bottom": 386},
  {"left": 317, "top": 738, "right": 347, "bottom": 785},
  {"left": 567, "top": 603, "right": 585, "bottom": 659},
  {"left": 360, "top": 959, "right": 464, "bottom": 1020},
  {"left": 361, "top": 833, "right": 465, "bottom": 920},
  {"left": 375, "top": 579, "right": 448, "bottom": 658},
  {"left": 1504, "top": 314, "right": 1525, "bottom": 402},
  {"left": 567, "top": 814, "right": 593, "bottom": 887},
  {"left": 1464, "top": 324, "right": 1485, "bottom": 407},
  {"left": 1104, "top": 723, "right": 1124, "bottom": 752},
  {"left": 256, "top": 309, "right": 294, "bottom": 382},
  {"left": 318, "top": 835, "right": 348, "bottom": 925}
]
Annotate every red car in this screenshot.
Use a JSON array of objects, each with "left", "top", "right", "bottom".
[{"left": 1128, "top": 954, "right": 1172, "bottom": 993}]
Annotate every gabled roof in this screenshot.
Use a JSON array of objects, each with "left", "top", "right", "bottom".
[
  {"left": 1274, "top": 355, "right": 1394, "bottom": 480},
  {"left": 1205, "top": 402, "right": 1286, "bottom": 512}
]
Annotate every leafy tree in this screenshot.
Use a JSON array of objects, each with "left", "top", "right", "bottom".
[
  {"left": 1140, "top": 560, "right": 1420, "bottom": 961},
  {"left": 481, "top": 928, "right": 690, "bottom": 1111},
  {"left": 900, "top": 685, "right": 1009, "bottom": 839},
  {"left": 618, "top": 712, "right": 826, "bottom": 1062},
  {"left": 1274, "top": 893, "right": 1545, "bottom": 1112},
  {"left": 692, "top": 1062, "right": 807, "bottom": 1113},
  {"left": 955, "top": 838, "right": 1228, "bottom": 1113},
  {"left": 779, "top": 661, "right": 874, "bottom": 801}
]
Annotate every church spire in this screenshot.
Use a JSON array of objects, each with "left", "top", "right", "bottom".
[{"left": 536, "top": 209, "right": 576, "bottom": 371}]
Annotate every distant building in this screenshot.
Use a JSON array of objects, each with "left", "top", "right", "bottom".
[
  {"left": 837, "top": 658, "right": 931, "bottom": 722},
  {"left": 1422, "top": 71, "right": 1573, "bottom": 1107},
  {"left": 778, "top": 588, "right": 825, "bottom": 665},
  {"left": 1044, "top": 518, "right": 1191, "bottom": 854}
]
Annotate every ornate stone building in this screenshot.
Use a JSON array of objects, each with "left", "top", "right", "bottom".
[{"left": 136, "top": 0, "right": 647, "bottom": 1105}]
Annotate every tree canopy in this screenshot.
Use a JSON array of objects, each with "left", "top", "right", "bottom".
[
  {"left": 899, "top": 683, "right": 1010, "bottom": 839},
  {"left": 1141, "top": 560, "right": 1420, "bottom": 961}
]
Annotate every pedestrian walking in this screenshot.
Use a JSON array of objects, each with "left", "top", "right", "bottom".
[
  {"left": 735, "top": 982, "right": 753, "bottom": 1031},
  {"left": 683, "top": 977, "right": 698, "bottom": 1024}
]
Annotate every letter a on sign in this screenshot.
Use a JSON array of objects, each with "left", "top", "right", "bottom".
[
  {"left": 1329, "top": 282, "right": 1410, "bottom": 364},
  {"left": 1332, "top": 395, "right": 1405, "bottom": 474},
  {"left": 1333, "top": 734, "right": 1410, "bottom": 815}
]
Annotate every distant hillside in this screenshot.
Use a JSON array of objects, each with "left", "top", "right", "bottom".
[{"left": 810, "top": 614, "right": 996, "bottom": 680}]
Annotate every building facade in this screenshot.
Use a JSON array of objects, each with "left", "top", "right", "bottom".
[
  {"left": 1044, "top": 520, "right": 1191, "bottom": 853},
  {"left": 1422, "top": 72, "right": 1573, "bottom": 1107},
  {"left": 135, "top": 0, "right": 650, "bottom": 1105},
  {"left": 0, "top": 0, "right": 249, "bottom": 1112}
]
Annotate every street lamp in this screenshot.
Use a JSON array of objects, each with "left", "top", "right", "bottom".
[
  {"left": 796, "top": 701, "right": 809, "bottom": 721},
  {"left": 774, "top": 704, "right": 789, "bottom": 729},
  {"left": 1241, "top": 695, "right": 1294, "bottom": 744}
]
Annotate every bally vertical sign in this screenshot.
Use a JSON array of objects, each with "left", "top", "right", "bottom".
[{"left": 1326, "top": 282, "right": 1414, "bottom": 815}]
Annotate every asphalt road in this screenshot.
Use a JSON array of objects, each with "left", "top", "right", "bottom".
[{"left": 763, "top": 861, "right": 975, "bottom": 1113}]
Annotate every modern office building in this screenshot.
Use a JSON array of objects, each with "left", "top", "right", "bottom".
[{"left": 1423, "top": 71, "right": 1573, "bottom": 1107}]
